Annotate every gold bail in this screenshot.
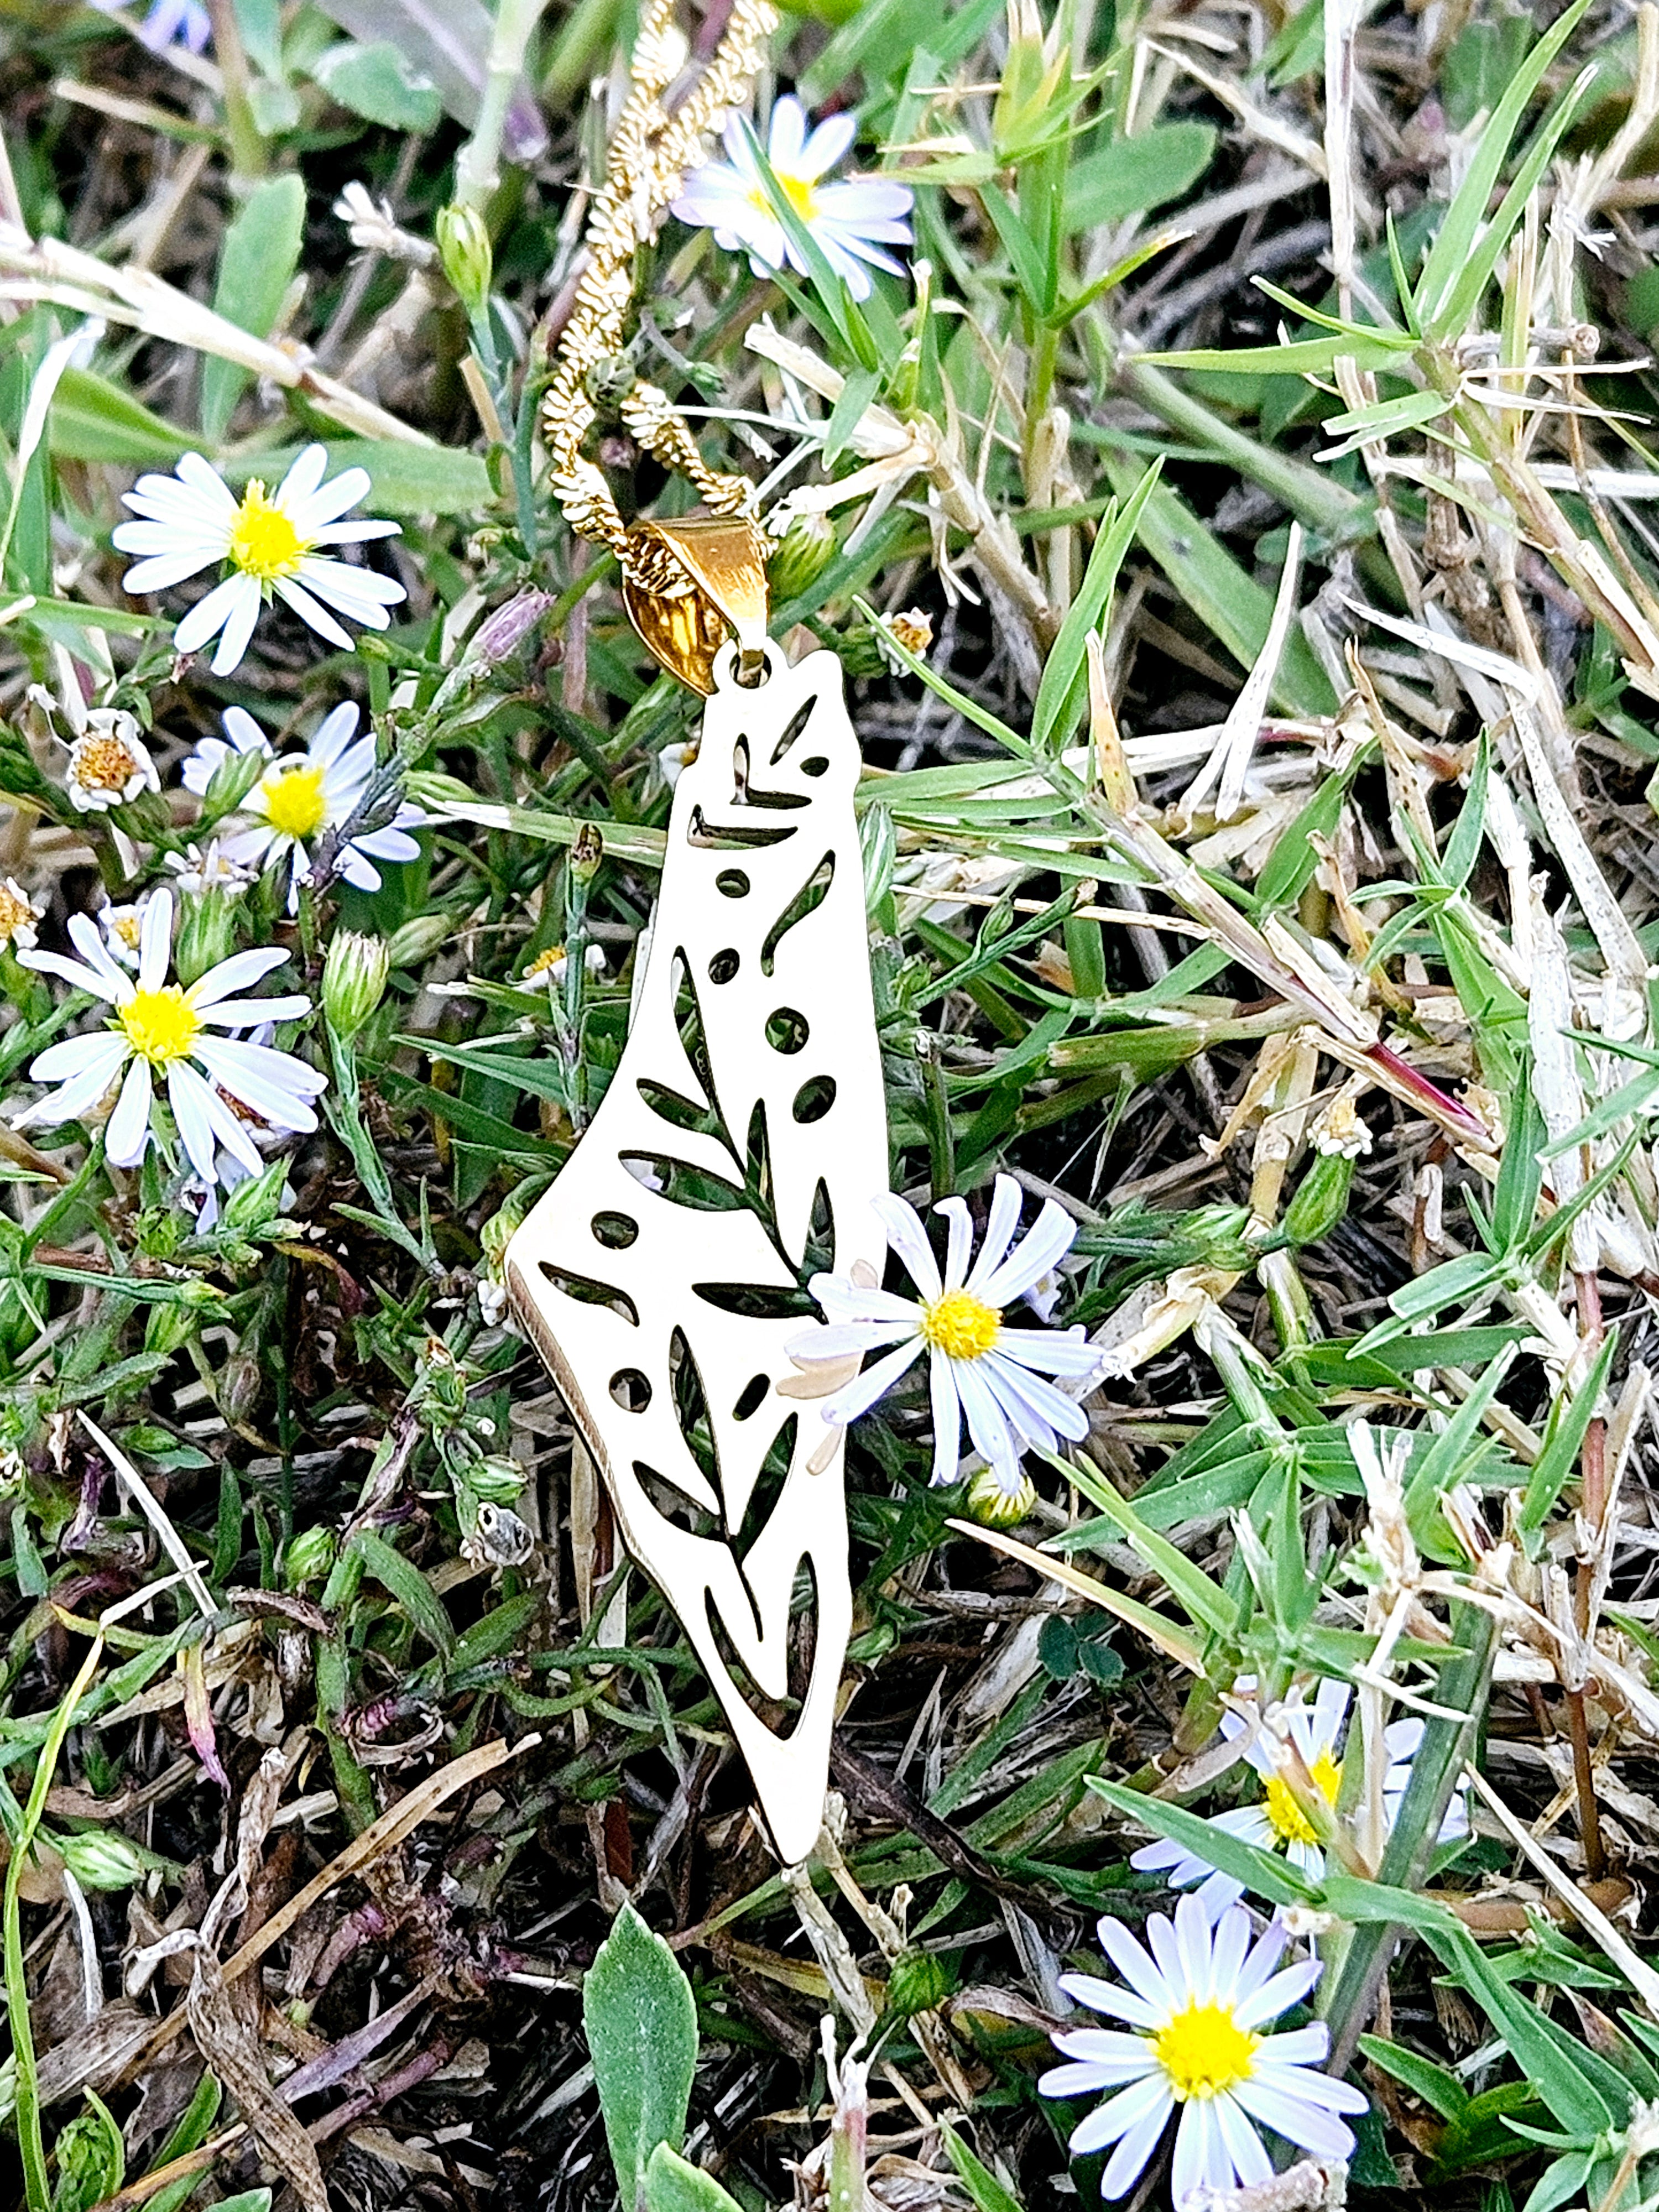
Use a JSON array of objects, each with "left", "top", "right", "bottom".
[{"left": 622, "top": 515, "right": 770, "bottom": 695}]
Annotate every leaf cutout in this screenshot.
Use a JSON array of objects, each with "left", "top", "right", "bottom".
[
  {"left": 507, "top": 649, "right": 889, "bottom": 1864},
  {"left": 761, "top": 851, "right": 834, "bottom": 977}
]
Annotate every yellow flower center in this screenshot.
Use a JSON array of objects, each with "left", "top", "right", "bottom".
[
  {"left": 227, "top": 482, "right": 307, "bottom": 582},
  {"left": 749, "top": 171, "right": 817, "bottom": 223},
  {"left": 262, "top": 763, "right": 328, "bottom": 840},
  {"left": 110, "top": 911, "right": 142, "bottom": 949},
  {"left": 73, "top": 735, "right": 140, "bottom": 793},
  {"left": 1154, "top": 2003, "right": 1259, "bottom": 2102},
  {"left": 0, "top": 887, "right": 34, "bottom": 941},
  {"left": 919, "top": 1287, "right": 1000, "bottom": 1361},
  {"left": 1263, "top": 1747, "right": 1343, "bottom": 1848},
  {"left": 118, "top": 986, "right": 201, "bottom": 1067},
  {"left": 523, "top": 945, "right": 566, "bottom": 979}
]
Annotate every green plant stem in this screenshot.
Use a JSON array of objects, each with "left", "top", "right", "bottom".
[
  {"left": 455, "top": 0, "right": 551, "bottom": 209},
  {"left": 204, "top": 0, "right": 267, "bottom": 181},
  {"left": 1321, "top": 1598, "right": 1496, "bottom": 2075},
  {"left": 6, "top": 1635, "right": 103, "bottom": 2211}
]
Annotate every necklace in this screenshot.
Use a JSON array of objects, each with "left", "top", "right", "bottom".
[{"left": 508, "top": 13, "right": 891, "bottom": 1865}]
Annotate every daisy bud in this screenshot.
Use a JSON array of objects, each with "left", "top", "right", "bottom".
[
  {"left": 172, "top": 883, "right": 238, "bottom": 988},
  {"left": 467, "top": 1453, "right": 526, "bottom": 1505},
  {"left": 768, "top": 512, "right": 838, "bottom": 602},
  {"left": 1280, "top": 1149, "right": 1355, "bottom": 1248},
  {"left": 322, "top": 931, "right": 390, "bottom": 1042},
  {"left": 964, "top": 1464, "right": 1038, "bottom": 1527},
  {"left": 436, "top": 202, "right": 493, "bottom": 317},
  {"left": 201, "top": 737, "right": 268, "bottom": 820},
  {"left": 387, "top": 910, "right": 456, "bottom": 969},
  {"left": 283, "top": 1524, "right": 337, "bottom": 1588},
  {"left": 55, "top": 1827, "right": 148, "bottom": 1891},
  {"left": 469, "top": 588, "right": 554, "bottom": 665}
]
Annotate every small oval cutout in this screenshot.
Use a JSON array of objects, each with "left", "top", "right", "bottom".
[
  {"left": 716, "top": 869, "right": 750, "bottom": 898},
  {"left": 765, "top": 1007, "right": 810, "bottom": 1055},
  {"left": 708, "top": 948, "right": 740, "bottom": 984},
  {"left": 792, "top": 1076, "right": 836, "bottom": 1124},
  {"left": 733, "top": 1373, "right": 770, "bottom": 1421},
  {"left": 610, "top": 1369, "right": 652, "bottom": 1411},
  {"left": 801, "top": 756, "right": 829, "bottom": 778},
  {"left": 591, "top": 1211, "right": 639, "bottom": 1250}
]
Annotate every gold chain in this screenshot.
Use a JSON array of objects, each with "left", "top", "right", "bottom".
[{"left": 544, "top": 0, "right": 778, "bottom": 599}]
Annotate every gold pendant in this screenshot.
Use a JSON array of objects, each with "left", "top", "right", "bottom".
[{"left": 506, "top": 602, "right": 888, "bottom": 1863}]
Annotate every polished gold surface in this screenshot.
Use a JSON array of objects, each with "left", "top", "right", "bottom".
[{"left": 621, "top": 516, "right": 770, "bottom": 692}]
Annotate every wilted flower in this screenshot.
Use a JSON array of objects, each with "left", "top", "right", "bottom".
[
  {"left": 112, "top": 446, "right": 405, "bottom": 675},
  {"left": 64, "top": 711, "right": 160, "bottom": 813},
  {"left": 672, "top": 96, "right": 913, "bottom": 302},
  {"left": 519, "top": 942, "right": 604, "bottom": 995},
  {"left": 98, "top": 892, "right": 154, "bottom": 970},
  {"left": 0, "top": 879, "right": 43, "bottom": 951},
  {"left": 163, "top": 842, "right": 255, "bottom": 896}
]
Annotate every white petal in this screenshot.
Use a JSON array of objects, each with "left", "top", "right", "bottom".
[
  {"left": 274, "top": 442, "right": 331, "bottom": 512},
  {"left": 209, "top": 575, "right": 265, "bottom": 675},
  {"left": 982, "top": 1350, "right": 1089, "bottom": 1442},
  {"left": 963, "top": 1174, "right": 1023, "bottom": 1295},
  {"left": 1099, "top": 2081, "right": 1175, "bottom": 2198},
  {"left": 105, "top": 1057, "right": 154, "bottom": 1165},
  {"left": 29, "top": 1030, "right": 126, "bottom": 1084},
  {"left": 792, "top": 1320, "right": 916, "bottom": 1359},
  {"left": 990, "top": 1327, "right": 1103, "bottom": 1376},
  {"left": 188, "top": 946, "right": 290, "bottom": 1006},
  {"left": 137, "top": 888, "right": 174, "bottom": 992},
  {"left": 1213, "top": 2093, "right": 1273, "bottom": 2190},
  {"left": 272, "top": 576, "right": 357, "bottom": 650},
  {"left": 1234, "top": 1959, "right": 1320, "bottom": 2032},
  {"left": 197, "top": 994, "right": 310, "bottom": 1027},
  {"left": 933, "top": 1193, "right": 973, "bottom": 1290},
  {"left": 191, "top": 1035, "right": 326, "bottom": 1124},
  {"left": 119, "top": 548, "right": 218, "bottom": 593},
  {"left": 953, "top": 1357, "right": 1020, "bottom": 1490},
  {"left": 767, "top": 95, "right": 808, "bottom": 168},
  {"left": 872, "top": 1190, "right": 941, "bottom": 1298},
  {"left": 1232, "top": 2074, "right": 1361, "bottom": 2150},
  {"left": 18, "top": 950, "right": 119, "bottom": 1000},
  {"left": 309, "top": 701, "right": 362, "bottom": 765},
  {"left": 1094, "top": 1917, "right": 1176, "bottom": 2013},
  {"left": 173, "top": 572, "right": 248, "bottom": 655},
  {"left": 1172, "top": 2095, "right": 1230, "bottom": 2206},
  {"left": 1058, "top": 1971, "right": 1164, "bottom": 2033},
  {"left": 821, "top": 1333, "right": 926, "bottom": 1426},
  {"left": 978, "top": 1197, "right": 1078, "bottom": 1307},
  {"left": 797, "top": 109, "right": 855, "bottom": 180},
  {"left": 1073, "top": 2071, "right": 1171, "bottom": 2164},
  {"left": 928, "top": 1347, "right": 961, "bottom": 1486},
  {"left": 1255, "top": 2025, "right": 1329, "bottom": 2068},
  {"left": 166, "top": 1058, "right": 220, "bottom": 1181}
]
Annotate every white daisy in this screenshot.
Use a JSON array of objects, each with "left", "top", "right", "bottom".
[
  {"left": 671, "top": 96, "right": 913, "bottom": 302},
  {"left": 1040, "top": 1893, "right": 1368, "bottom": 2203},
  {"left": 14, "top": 889, "right": 326, "bottom": 1185},
  {"left": 0, "top": 879, "right": 43, "bottom": 951},
  {"left": 64, "top": 711, "right": 160, "bottom": 813},
  {"left": 99, "top": 891, "right": 154, "bottom": 970},
  {"left": 1131, "top": 1678, "right": 1470, "bottom": 1913},
  {"left": 163, "top": 842, "right": 257, "bottom": 896},
  {"left": 112, "top": 446, "right": 405, "bottom": 676},
  {"left": 787, "top": 1173, "right": 1102, "bottom": 1495},
  {"left": 182, "top": 703, "right": 425, "bottom": 912},
  {"left": 518, "top": 942, "right": 606, "bottom": 995}
]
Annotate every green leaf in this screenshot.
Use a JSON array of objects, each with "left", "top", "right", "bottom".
[
  {"left": 642, "top": 2146, "right": 743, "bottom": 2212},
  {"left": 309, "top": 40, "right": 445, "bottom": 131},
  {"left": 201, "top": 175, "right": 306, "bottom": 444},
  {"left": 1414, "top": 0, "right": 1592, "bottom": 331},
  {"left": 221, "top": 441, "right": 493, "bottom": 517},
  {"left": 233, "top": 0, "right": 285, "bottom": 75},
  {"left": 824, "top": 364, "right": 879, "bottom": 464},
  {"left": 1060, "top": 1453, "right": 1234, "bottom": 1635},
  {"left": 348, "top": 1528, "right": 455, "bottom": 1657},
  {"left": 49, "top": 368, "right": 190, "bottom": 466},
  {"left": 1065, "top": 125, "right": 1217, "bottom": 231},
  {"left": 1086, "top": 1777, "right": 1315, "bottom": 1907},
  {"left": 1318, "top": 387, "right": 1451, "bottom": 462},
  {"left": 1095, "top": 455, "right": 1337, "bottom": 715},
  {"left": 941, "top": 2124, "right": 1028, "bottom": 2212},
  {"left": 1030, "top": 461, "right": 1159, "bottom": 753},
  {"left": 1358, "top": 2035, "right": 1469, "bottom": 2122},
  {"left": 1519, "top": 1331, "right": 1617, "bottom": 1536},
  {"left": 1141, "top": 332, "right": 1413, "bottom": 378},
  {"left": 586, "top": 1904, "right": 700, "bottom": 2212}
]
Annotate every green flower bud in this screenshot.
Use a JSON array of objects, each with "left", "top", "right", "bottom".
[
  {"left": 283, "top": 1524, "right": 337, "bottom": 1588},
  {"left": 48, "top": 2095, "right": 124, "bottom": 2212},
  {"left": 1281, "top": 1149, "right": 1356, "bottom": 1247},
  {"left": 203, "top": 738, "right": 268, "bottom": 819},
  {"left": 883, "top": 1948, "right": 953, "bottom": 2021},
  {"left": 436, "top": 203, "right": 493, "bottom": 317},
  {"left": 322, "top": 931, "right": 389, "bottom": 1042},
  {"left": 55, "top": 1828, "right": 148, "bottom": 1892},
  {"left": 466, "top": 1453, "right": 526, "bottom": 1505},
  {"left": 387, "top": 910, "right": 456, "bottom": 970},
  {"left": 172, "top": 889, "right": 238, "bottom": 989},
  {"left": 963, "top": 1465, "right": 1037, "bottom": 1527},
  {"left": 768, "top": 512, "right": 838, "bottom": 602}
]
